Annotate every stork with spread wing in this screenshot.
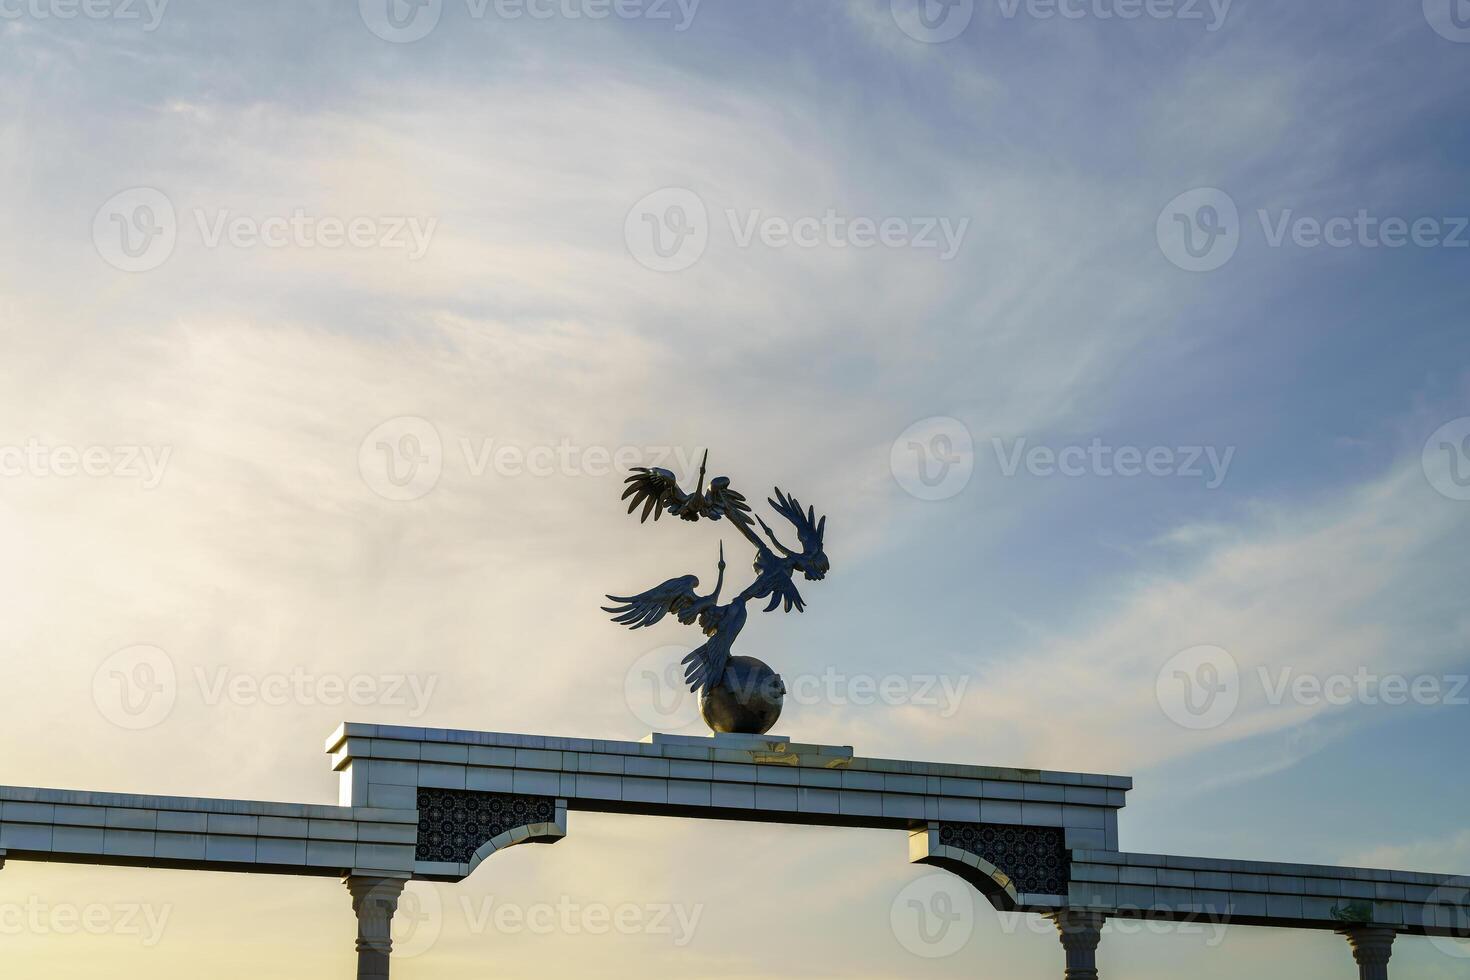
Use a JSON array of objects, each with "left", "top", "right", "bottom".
[
  {"left": 603, "top": 453, "right": 830, "bottom": 734},
  {"left": 620, "top": 450, "right": 752, "bottom": 524}
]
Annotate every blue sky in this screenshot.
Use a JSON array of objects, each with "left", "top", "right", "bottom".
[{"left": 1, "top": 0, "right": 1468, "bottom": 976}]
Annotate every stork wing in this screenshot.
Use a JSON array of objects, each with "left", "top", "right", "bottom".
[
  {"left": 761, "top": 574, "right": 806, "bottom": 614},
  {"left": 680, "top": 603, "right": 745, "bottom": 693},
  {"left": 768, "top": 487, "right": 826, "bottom": 555},
  {"left": 703, "top": 476, "right": 752, "bottom": 523},
  {"left": 620, "top": 467, "right": 688, "bottom": 523},
  {"left": 681, "top": 634, "right": 733, "bottom": 693},
  {"left": 602, "top": 575, "right": 700, "bottom": 629}
]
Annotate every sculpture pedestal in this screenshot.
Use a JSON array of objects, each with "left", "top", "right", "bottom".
[{"left": 643, "top": 731, "right": 855, "bottom": 764}]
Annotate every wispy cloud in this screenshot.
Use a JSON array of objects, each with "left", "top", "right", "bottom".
[
  {"left": 951, "top": 455, "right": 1469, "bottom": 773},
  {"left": 2, "top": 2, "right": 1467, "bottom": 977}
]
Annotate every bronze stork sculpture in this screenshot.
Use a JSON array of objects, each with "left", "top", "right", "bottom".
[{"left": 603, "top": 451, "right": 829, "bottom": 734}]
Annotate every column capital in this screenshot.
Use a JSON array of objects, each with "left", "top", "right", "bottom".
[
  {"left": 1048, "top": 909, "right": 1106, "bottom": 943},
  {"left": 1046, "top": 909, "right": 1105, "bottom": 979},
  {"left": 345, "top": 875, "right": 409, "bottom": 979},
  {"left": 345, "top": 875, "right": 407, "bottom": 913},
  {"left": 1337, "top": 926, "right": 1397, "bottom": 971}
]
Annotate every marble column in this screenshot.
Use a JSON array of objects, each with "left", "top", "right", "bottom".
[
  {"left": 1338, "top": 927, "right": 1396, "bottom": 980},
  {"left": 1047, "top": 910, "right": 1106, "bottom": 979},
  {"left": 345, "top": 876, "right": 407, "bottom": 980}
]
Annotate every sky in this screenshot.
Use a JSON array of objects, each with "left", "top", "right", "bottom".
[{"left": 1, "top": 0, "right": 1468, "bottom": 976}]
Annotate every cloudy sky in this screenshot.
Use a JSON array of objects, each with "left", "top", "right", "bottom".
[{"left": 1, "top": 0, "right": 1468, "bottom": 976}]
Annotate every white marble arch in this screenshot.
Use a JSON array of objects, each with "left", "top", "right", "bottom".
[
  {"left": 462, "top": 801, "right": 568, "bottom": 880},
  {"left": 3, "top": 723, "right": 1467, "bottom": 979},
  {"left": 908, "top": 823, "right": 1023, "bottom": 911}
]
